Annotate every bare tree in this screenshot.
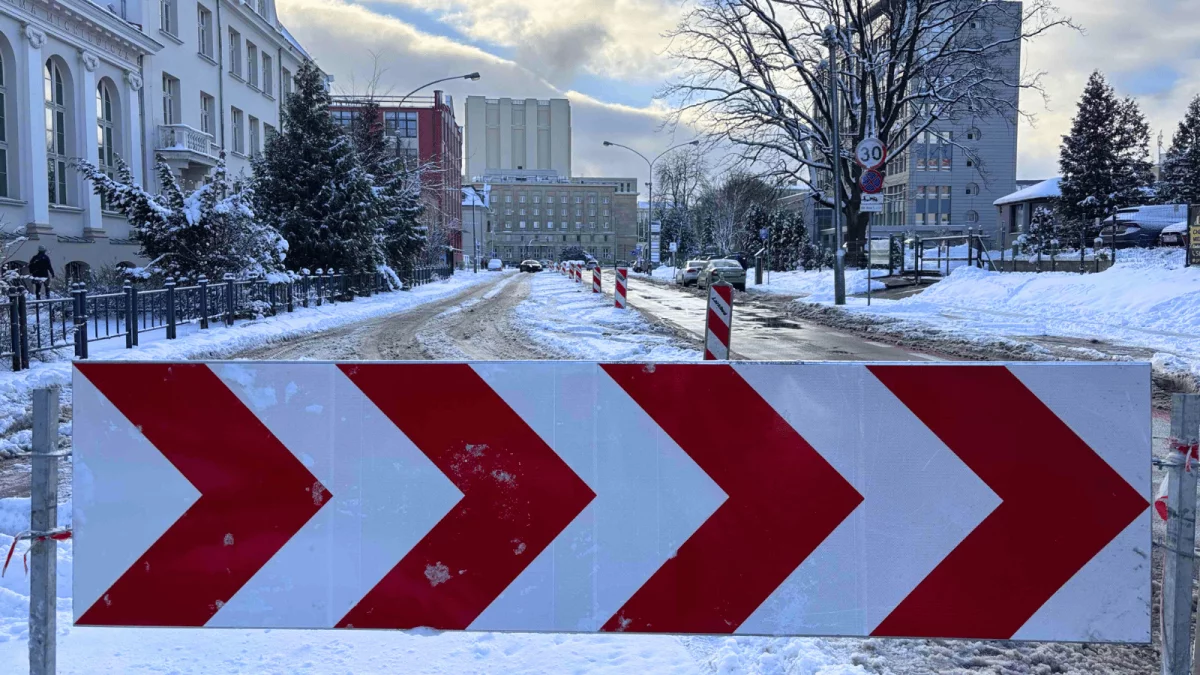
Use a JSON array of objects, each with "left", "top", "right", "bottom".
[
  {"left": 664, "top": 0, "right": 1073, "bottom": 242},
  {"left": 698, "top": 171, "right": 778, "bottom": 253},
  {"left": 655, "top": 145, "right": 709, "bottom": 210}
]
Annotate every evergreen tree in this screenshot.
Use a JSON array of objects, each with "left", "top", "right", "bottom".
[
  {"left": 1159, "top": 95, "right": 1200, "bottom": 204},
  {"left": 769, "top": 209, "right": 809, "bottom": 271},
  {"left": 1016, "top": 205, "right": 1059, "bottom": 255},
  {"left": 561, "top": 245, "right": 587, "bottom": 261},
  {"left": 1058, "top": 72, "right": 1154, "bottom": 251},
  {"left": 78, "top": 154, "right": 287, "bottom": 280},
  {"left": 252, "top": 60, "right": 383, "bottom": 274},
  {"left": 348, "top": 99, "right": 425, "bottom": 277}
]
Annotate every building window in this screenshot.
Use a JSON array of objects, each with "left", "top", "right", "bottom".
[
  {"left": 966, "top": 128, "right": 980, "bottom": 141},
  {"left": 160, "top": 0, "right": 176, "bottom": 36},
  {"left": 256, "top": 0, "right": 266, "bottom": 15},
  {"left": 0, "top": 52, "right": 8, "bottom": 198},
  {"left": 588, "top": 207, "right": 596, "bottom": 217},
  {"left": 533, "top": 195, "right": 541, "bottom": 204},
  {"left": 533, "top": 208, "right": 539, "bottom": 216},
  {"left": 518, "top": 208, "right": 526, "bottom": 216},
  {"left": 504, "top": 221, "right": 511, "bottom": 229},
  {"left": 504, "top": 194, "right": 512, "bottom": 203},
  {"left": 331, "top": 110, "right": 358, "bottom": 128},
  {"left": 264, "top": 123, "right": 277, "bottom": 141},
  {"left": 249, "top": 116, "right": 260, "bottom": 157},
  {"left": 200, "top": 92, "right": 214, "bottom": 134},
  {"left": 965, "top": 183, "right": 979, "bottom": 196},
  {"left": 518, "top": 194, "right": 526, "bottom": 203},
  {"left": 229, "top": 29, "right": 242, "bottom": 77},
  {"left": 96, "top": 82, "right": 116, "bottom": 208},
  {"left": 45, "top": 60, "right": 68, "bottom": 205},
  {"left": 546, "top": 195, "right": 554, "bottom": 204},
  {"left": 383, "top": 111, "right": 417, "bottom": 138},
  {"left": 247, "top": 43, "right": 259, "bottom": 88},
  {"left": 231, "top": 107, "right": 244, "bottom": 154},
  {"left": 916, "top": 130, "right": 952, "bottom": 171},
  {"left": 575, "top": 195, "right": 583, "bottom": 204},
  {"left": 197, "top": 6, "right": 213, "bottom": 58},
  {"left": 262, "top": 54, "right": 273, "bottom": 96},
  {"left": 966, "top": 210, "right": 979, "bottom": 223},
  {"left": 519, "top": 221, "right": 526, "bottom": 229},
  {"left": 602, "top": 196, "right": 610, "bottom": 204},
  {"left": 282, "top": 68, "right": 292, "bottom": 97},
  {"left": 161, "top": 73, "right": 180, "bottom": 125}
]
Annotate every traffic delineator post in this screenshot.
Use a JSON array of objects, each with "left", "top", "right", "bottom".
[
  {"left": 615, "top": 268, "right": 628, "bottom": 309},
  {"left": 704, "top": 281, "right": 733, "bottom": 360}
]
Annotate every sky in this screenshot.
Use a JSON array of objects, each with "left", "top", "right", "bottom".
[{"left": 276, "top": 0, "right": 1200, "bottom": 191}]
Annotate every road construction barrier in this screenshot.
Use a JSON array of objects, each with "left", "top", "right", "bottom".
[
  {"left": 615, "top": 268, "right": 628, "bottom": 309},
  {"left": 704, "top": 281, "right": 733, "bottom": 360},
  {"left": 593, "top": 267, "right": 601, "bottom": 294}
]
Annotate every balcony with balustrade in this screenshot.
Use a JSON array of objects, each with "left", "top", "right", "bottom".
[{"left": 156, "top": 125, "right": 222, "bottom": 185}]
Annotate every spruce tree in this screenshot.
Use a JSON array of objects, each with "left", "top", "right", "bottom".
[
  {"left": 348, "top": 99, "right": 425, "bottom": 278},
  {"left": 78, "top": 154, "right": 287, "bottom": 280},
  {"left": 1058, "top": 71, "right": 1153, "bottom": 254},
  {"left": 252, "top": 60, "right": 383, "bottom": 274},
  {"left": 1016, "top": 205, "right": 1058, "bottom": 255},
  {"left": 1159, "top": 95, "right": 1200, "bottom": 204}
]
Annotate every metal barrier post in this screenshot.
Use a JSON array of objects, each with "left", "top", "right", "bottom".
[
  {"left": 9, "top": 287, "right": 22, "bottom": 371},
  {"left": 77, "top": 284, "right": 88, "bottom": 360},
  {"left": 129, "top": 283, "right": 139, "bottom": 347},
  {"left": 1162, "top": 393, "right": 1200, "bottom": 675},
  {"left": 198, "top": 276, "right": 209, "bottom": 329},
  {"left": 165, "top": 277, "right": 177, "bottom": 339},
  {"left": 287, "top": 280, "right": 294, "bottom": 312},
  {"left": 29, "top": 386, "right": 60, "bottom": 675},
  {"left": 315, "top": 271, "right": 323, "bottom": 306},
  {"left": 18, "top": 290, "right": 29, "bottom": 369}
]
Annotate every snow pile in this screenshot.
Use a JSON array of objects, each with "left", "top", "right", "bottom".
[
  {"left": 516, "top": 273, "right": 699, "bottom": 361},
  {"left": 651, "top": 266, "right": 678, "bottom": 282},
  {"left": 747, "top": 269, "right": 884, "bottom": 300},
  {"left": 0, "top": 272, "right": 502, "bottom": 457}
]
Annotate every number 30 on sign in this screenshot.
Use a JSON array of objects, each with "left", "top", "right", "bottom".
[{"left": 856, "top": 138, "right": 887, "bottom": 170}]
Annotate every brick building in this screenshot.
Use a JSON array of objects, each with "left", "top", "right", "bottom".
[{"left": 330, "top": 91, "right": 463, "bottom": 262}]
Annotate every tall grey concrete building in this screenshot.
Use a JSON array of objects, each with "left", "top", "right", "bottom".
[{"left": 464, "top": 97, "right": 572, "bottom": 180}]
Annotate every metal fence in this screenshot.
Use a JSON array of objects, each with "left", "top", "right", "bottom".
[{"left": 4, "top": 264, "right": 453, "bottom": 371}]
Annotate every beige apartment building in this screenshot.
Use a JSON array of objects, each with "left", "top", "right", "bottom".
[
  {"left": 464, "top": 96, "right": 571, "bottom": 181},
  {"left": 466, "top": 173, "right": 637, "bottom": 264}
]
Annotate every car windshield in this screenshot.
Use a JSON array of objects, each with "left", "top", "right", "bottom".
[
  {"left": 686, "top": 260, "right": 705, "bottom": 267},
  {"left": 711, "top": 260, "right": 740, "bottom": 268}
]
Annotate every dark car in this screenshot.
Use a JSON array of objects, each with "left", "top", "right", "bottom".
[
  {"left": 519, "top": 259, "right": 543, "bottom": 273},
  {"left": 722, "top": 252, "right": 749, "bottom": 269},
  {"left": 1098, "top": 204, "right": 1188, "bottom": 248}
]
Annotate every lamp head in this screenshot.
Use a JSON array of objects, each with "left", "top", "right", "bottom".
[{"left": 464, "top": 72, "right": 481, "bottom": 80}]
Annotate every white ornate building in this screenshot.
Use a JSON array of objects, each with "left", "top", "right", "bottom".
[{"left": 0, "top": 0, "right": 311, "bottom": 279}]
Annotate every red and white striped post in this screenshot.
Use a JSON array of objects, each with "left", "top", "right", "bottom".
[
  {"left": 615, "top": 267, "right": 628, "bottom": 309},
  {"left": 592, "top": 266, "right": 601, "bottom": 294},
  {"left": 704, "top": 281, "right": 733, "bottom": 360}
]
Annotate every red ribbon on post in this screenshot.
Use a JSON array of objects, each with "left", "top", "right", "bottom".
[{"left": 2, "top": 527, "right": 71, "bottom": 577}]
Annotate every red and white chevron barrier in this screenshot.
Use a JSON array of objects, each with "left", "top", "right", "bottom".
[
  {"left": 73, "top": 361, "right": 1151, "bottom": 642},
  {"left": 593, "top": 267, "right": 601, "bottom": 294},
  {"left": 615, "top": 267, "right": 628, "bottom": 309},
  {"left": 704, "top": 282, "right": 733, "bottom": 360}
]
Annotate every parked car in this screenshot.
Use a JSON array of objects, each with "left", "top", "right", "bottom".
[
  {"left": 674, "top": 260, "right": 707, "bottom": 286},
  {"left": 722, "top": 252, "right": 750, "bottom": 269},
  {"left": 519, "top": 260, "right": 543, "bottom": 273},
  {"left": 1098, "top": 204, "right": 1188, "bottom": 248},
  {"left": 697, "top": 259, "right": 747, "bottom": 292},
  {"left": 1160, "top": 221, "right": 1187, "bottom": 247},
  {"left": 487, "top": 258, "right": 504, "bottom": 271}
]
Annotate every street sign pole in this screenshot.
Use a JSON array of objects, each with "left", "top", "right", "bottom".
[{"left": 826, "top": 27, "right": 845, "bottom": 306}]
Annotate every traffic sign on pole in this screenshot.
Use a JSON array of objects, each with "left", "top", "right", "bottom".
[
  {"left": 704, "top": 282, "right": 733, "bottom": 360},
  {"left": 855, "top": 137, "right": 887, "bottom": 169},
  {"left": 859, "top": 169, "right": 884, "bottom": 194},
  {"left": 73, "top": 361, "right": 1151, "bottom": 642}
]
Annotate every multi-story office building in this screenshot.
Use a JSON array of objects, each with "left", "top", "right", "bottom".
[
  {"left": 466, "top": 171, "right": 637, "bottom": 264},
  {"left": 818, "top": 1, "right": 1021, "bottom": 246},
  {"left": 0, "top": 0, "right": 311, "bottom": 279},
  {"left": 464, "top": 96, "right": 571, "bottom": 181},
  {"left": 330, "top": 92, "right": 464, "bottom": 263}
]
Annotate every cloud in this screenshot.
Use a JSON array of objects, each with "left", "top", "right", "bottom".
[
  {"left": 1017, "top": 0, "right": 1200, "bottom": 178},
  {"left": 276, "top": 0, "right": 688, "bottom": 187}
]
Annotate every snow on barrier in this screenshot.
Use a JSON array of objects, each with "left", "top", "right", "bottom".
[
  {"left": 70, "top": 361, "right": 1151, "bottom": 642},
  {"left": 615, "top": 267, "right": 628, "bottom": 309},
  {"left": 593, "top": 267, "right": 601, "bottom": 294},
  {"left": 704, "top": 281, "right": 733, "bottom": 360}
]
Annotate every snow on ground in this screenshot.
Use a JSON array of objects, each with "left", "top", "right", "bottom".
[
  {"left": 800, "top": 248, "right": 1200, "bottom": 382},
  {"left": 0, "top": 271, "right": 505, "bottom": 457},
  {"left": 516, "top": 272, "right": 700, "bottom": 361},
  {"left": 747, "top": 269, "right": 884, "bottom": 301}
]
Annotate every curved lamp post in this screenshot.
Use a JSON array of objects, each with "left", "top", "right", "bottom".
[{"left": 601, "top": 139, "right": 700, "bottom": 265}]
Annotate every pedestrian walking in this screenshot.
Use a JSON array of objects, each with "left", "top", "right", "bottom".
[{"left": 29, "top": 246, "right": 54, "bottom": 299}]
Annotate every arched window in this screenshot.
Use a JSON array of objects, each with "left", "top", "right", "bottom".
[
  {"left": 65, "top": 261, "right": 90, "bottom": 284},
  {"left": 965, "top": 182, "right": 979, "bottom": 196},
  {"left": 966, "top": 210, "right": 979, "bottom": 223},
  {"left": 97, "top": 81, "right": 116, "bottom": 209},
  {"left": 0, "top": 50, "right": 7, "bottom": 198},
  {"left": 45, "top": 59, "right": 68, "bottom": 205}
]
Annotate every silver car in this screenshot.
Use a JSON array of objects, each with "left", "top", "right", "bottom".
[
  {"left": 697, "top": 259, "right": 746, "bottom": 292},
  {"left": 674, "top": 260, "right": 706, "bottom": 286}
]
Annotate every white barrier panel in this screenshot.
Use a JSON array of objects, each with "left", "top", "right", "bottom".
[{"left": 73, "top": 361, "right": 1151, "bottom": 642}]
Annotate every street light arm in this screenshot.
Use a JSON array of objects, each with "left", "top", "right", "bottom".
[
  {"left": 398, "top": 73, "right": 481, "bottom": 106},
  {"left": 651, "top": 140, "right": 702, "bottom": 169},
  {"left": 601, "top": 141, "right": 651, "bottom": 169}
]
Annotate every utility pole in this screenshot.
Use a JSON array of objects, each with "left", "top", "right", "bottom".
[{"left": 825, "top": 25, "right": 847, "bottom": 305}]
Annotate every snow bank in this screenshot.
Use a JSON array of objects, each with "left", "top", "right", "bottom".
[
  {"left": 0, "top": 272, "right": 502, "bottom": 457},
  {"left": 517, "top": 273, "right": 699, "bottom": 361},
  {"left": 747, "top": 269, "right": 884, "bottom": 300}
]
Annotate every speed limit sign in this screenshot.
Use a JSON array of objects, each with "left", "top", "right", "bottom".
[{"left": 856, "top": 138, "right": 887, "bottom": 169}]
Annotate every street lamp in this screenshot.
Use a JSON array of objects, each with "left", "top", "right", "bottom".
[
  {"left": 397, "top": 72, "right": 481, "bottom": 106},
  {"left": 602, "top": 139, "right": 700, "bottom": 266}
]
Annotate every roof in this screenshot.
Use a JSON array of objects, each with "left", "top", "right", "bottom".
[
  {"left": 993, "top": 177, "right": 1060, "bottom": 206},
  {"left": 278, "top": 24, "right": 311, "bottom": 60}
]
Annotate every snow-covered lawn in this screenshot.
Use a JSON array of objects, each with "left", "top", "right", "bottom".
[
  {"left": 516, "top": 272, "right": 699, "bottom": 361},
  {"left": 0, "top": 271, "right": 504, "bottom": 457},
  {"left": 746, "top": 268, "right": 884, "bottom": 301}
]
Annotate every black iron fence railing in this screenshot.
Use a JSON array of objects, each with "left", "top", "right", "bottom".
[{"left": 5, "top": 264, "right": 453, "bottom": 370}]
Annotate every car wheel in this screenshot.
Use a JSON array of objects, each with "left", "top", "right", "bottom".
[{"left": 735, "top": 283, "right": 746, "bottom": 292}]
